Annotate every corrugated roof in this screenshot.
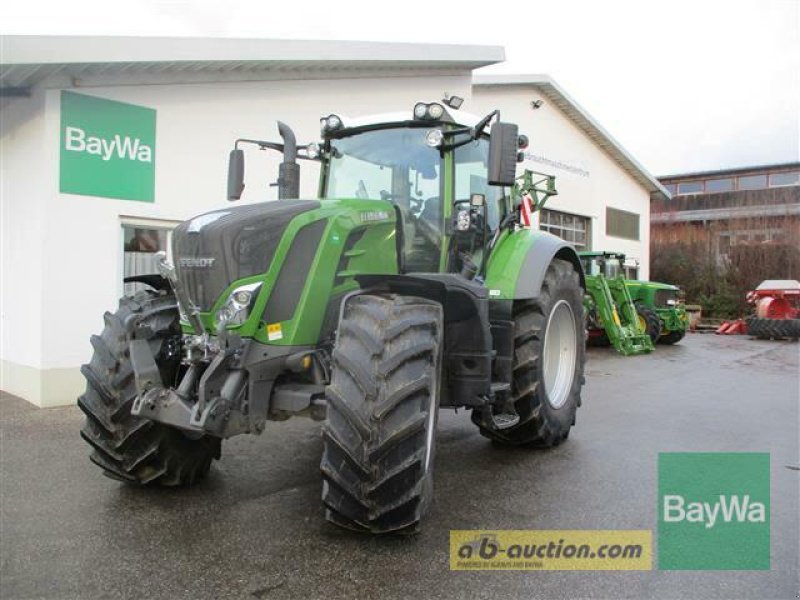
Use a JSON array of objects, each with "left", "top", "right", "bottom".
[
  {"left": 0, "top": 35, "right": 504, "bottom": 91},
  {"left": 658, "top": 161, "right": 800, "bottom": 181},
  {"left": 473, "top": 73, "right": 671, "bottom": 202}
]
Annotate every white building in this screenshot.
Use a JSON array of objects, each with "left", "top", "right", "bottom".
[{"left": 0, "top": 36, "right": 668, "bottom": 407}]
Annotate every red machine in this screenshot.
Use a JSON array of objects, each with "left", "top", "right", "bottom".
[{"left": 744, "top": 280, "right": 800, "bottom": 340}]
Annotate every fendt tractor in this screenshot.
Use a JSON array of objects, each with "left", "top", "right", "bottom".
[{"left": 78, "top": 98, "right": 586, "bottom": 533}]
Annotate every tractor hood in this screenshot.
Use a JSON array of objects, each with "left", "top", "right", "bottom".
[
  {"left": 172, "top": 200, "right": 321, "bottom": 311},
  {"left": 625, "top": 280, "right": 679, "bottom": 291}
]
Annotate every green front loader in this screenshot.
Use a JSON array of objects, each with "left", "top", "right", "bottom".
[
  {"left": 79, "top": 100, "right": 586, "bottom": 533},
  {"left": 579, "top": 251, "right": 654, "bottom": 355}
]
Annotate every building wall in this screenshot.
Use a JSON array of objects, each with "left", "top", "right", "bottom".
[
  {"left": 1, "top": 73, "right": 473, "bottom": 407},
  {"left": 471, "top": 86, "right": 651, "bottom": 278},
  {"left": 0, "top": 87, "right": 52, "bottom": 403},
  {"left": 652, "top": 174, "right": 800, "bottom": 265}
]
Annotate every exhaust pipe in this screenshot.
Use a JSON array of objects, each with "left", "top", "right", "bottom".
[{"left": 277, "top": 121, "right": 300, "bottom": 200}]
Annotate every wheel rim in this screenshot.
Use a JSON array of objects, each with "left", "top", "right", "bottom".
[
  {"left": 638, "top": 314, "right": 647, "bottom": 332},
  {"left": 542, "top": 299, "right": 577, "bottom": 409}
]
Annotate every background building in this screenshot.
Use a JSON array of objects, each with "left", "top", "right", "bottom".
[
  {"left": 654, "top": 163, "right": 800, "bottom": 263},
  {"left": 651, "top": 163, "right": 800, "bottom": 316},
  {"left": 650, "top": 163, "right": 800, "bottom": 264},
  {"left": 1, "top": 36, "right": 666, "bottom": 407}
]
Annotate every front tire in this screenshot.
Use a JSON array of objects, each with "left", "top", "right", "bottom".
[
  {"left": 472, "top": 258, "right": 585, "bottom": 446},
  {"left": 78, "top": 290, "right": 221, "bottom": 486},
  {"left": 659, "top": 329, "right": 686, "bottom": 345},
  {"left": 321, "top": 294, "right": 443, "bottom": 533}
]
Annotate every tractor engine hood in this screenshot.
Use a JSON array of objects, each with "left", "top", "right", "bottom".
[{"left": 172, "top": 200, "right": 321, "bottom": 311}]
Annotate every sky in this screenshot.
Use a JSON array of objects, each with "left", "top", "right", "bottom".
[{"left": 2, "top": 0, "right": 798, "bottom": 176}]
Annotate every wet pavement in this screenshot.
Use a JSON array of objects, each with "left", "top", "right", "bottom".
[{"left": 1, "top": 334, "right": 798, "bottom": 599}]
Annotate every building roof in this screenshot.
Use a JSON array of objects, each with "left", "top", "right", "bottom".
[
  {"left": 0, "top": 35, "right": 505, "bottom": 92},
  {"left": 658, "top": 161, "right": 800, "bottom": 182},
  {"left": 473, "top": 73, "right": 671, "bottom": 202}
]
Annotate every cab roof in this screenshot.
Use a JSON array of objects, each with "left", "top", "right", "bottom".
[{"left": 326, "top": 103, "right": 489, "bottom": 134}]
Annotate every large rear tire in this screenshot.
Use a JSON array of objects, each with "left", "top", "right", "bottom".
[
  {"left": 472, "top": 258, "right": 585, "bottom": 446},
  {"left": 321, "top": 294, "right": 443, "bottom": 534},
  {"left": 747, "top": 317, "right": 800, "bottom": 340},
  {"left": 78, "top": 290, "right": 221, "bottom": 486}
]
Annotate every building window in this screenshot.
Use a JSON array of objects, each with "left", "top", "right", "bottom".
[
  {"left": 605, "top": 207, "right": 640, "bottom": 241},
  {"left": 769, "top": 171, "right": 799, "bottom": 187},
  {"left": 718, "top": 233, "right": 731, "bottom": 256},
  {"left": 539, "top": 209, "right": 590, "bottom": 250},
  {"left": 677, "top": 181, "right": 703, "bottom": 194},
  {"left": 705, "top": 178, "right": 734, "bottom": 193},
  {"left": 664, "top": 183, "right": 677, "bottom": 195},
  {"left": 624, "top": 264, "right": 639, "bottom": 280},
  {"left": 737, "top": 174, "right": 767, "bottom": 191},
  {"left": 122, "top": 221, "right": 177, "bottom": 295}
]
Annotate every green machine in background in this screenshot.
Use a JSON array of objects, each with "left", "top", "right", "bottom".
[
  {"left": 578, "top": 251, "right": 655, "bottom": 356},
  {"left": 624, "top": 279, "right": 688, "bottom": 344},
  {"left": 78, "top": 99, "right": 589, "bottom": 534}
]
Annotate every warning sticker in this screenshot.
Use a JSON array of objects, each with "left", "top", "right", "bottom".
[{"left": 267, "top": 323, "right": 283, "bottom": 341}]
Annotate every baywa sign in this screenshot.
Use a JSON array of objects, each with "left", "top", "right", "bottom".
[{"left": 60, "top": 91, "right": 156, "bottom": 202}]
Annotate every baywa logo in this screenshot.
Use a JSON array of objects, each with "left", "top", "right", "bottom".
[
  {"left": 658, "top": 453, "right": 770, "bottom": 570},
  {"left": 64, "top": 126, "right": 152, "bottom": 163},
  {"left": 60, "top": 91, "right": 156, "bottom": 202},
  {"left": 662, "top": 493, "right": 766, "bottom": 529}
]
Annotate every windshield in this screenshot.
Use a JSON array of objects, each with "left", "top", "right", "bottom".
[
  {"left": 326, "top": 128, "right": 441, "bottom": 203},
  {"left": 582, "top": 256, "right": 623, "bottom": 277},
  {"left": 326, "top": 128, "right": 443, "bottom": 271}
]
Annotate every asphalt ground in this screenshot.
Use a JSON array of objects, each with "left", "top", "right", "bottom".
[{"left": 1, "top": 333, "right": 798, "bottom": 599}]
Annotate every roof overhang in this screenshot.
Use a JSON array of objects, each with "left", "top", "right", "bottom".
[
  {"left": 1, "top": 35, "right": 504, "bottom": 92},
  {"left": 473, "top": 73, "right": 671, "bottom": 203}
]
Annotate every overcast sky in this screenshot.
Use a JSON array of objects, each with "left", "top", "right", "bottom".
[{"left": 3, "top": 0, "right": 798, "bottom": 175}]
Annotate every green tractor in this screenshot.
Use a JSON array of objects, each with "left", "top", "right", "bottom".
[
  {"left": 578, "top": 251, "right": 654, "bottom": 355},
  {"left": 624, "top": 280, "right": 688, "bottom": 344},
  {"left": 78, "top": 100, "right": 586, "bottom": 534}
]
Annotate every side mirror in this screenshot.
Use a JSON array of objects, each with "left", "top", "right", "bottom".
[
  {"left": 487, "top": 122, "right": 519, "bottom": 186},
  {"left": 227, "top": 148, "right": 245, "bottom": 201}
]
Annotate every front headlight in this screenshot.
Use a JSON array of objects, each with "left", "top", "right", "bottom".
[
  {"left": 425, "top": 128, "right": 444, "bottom": 147},
  {"left": 216, "top": 282, "right": 262, "bottom": 328}
]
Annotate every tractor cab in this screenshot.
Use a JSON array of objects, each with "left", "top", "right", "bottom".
[
  {"left": 317, "top": 100, "right": 521, "bottom": 276},
  {"left": 579, "top": 251, "right": 628, "bottom": 278}
]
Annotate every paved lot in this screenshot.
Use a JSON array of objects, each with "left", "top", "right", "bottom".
[{"left": 1, "top": 334, "right": 798, "bottom": 599}]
